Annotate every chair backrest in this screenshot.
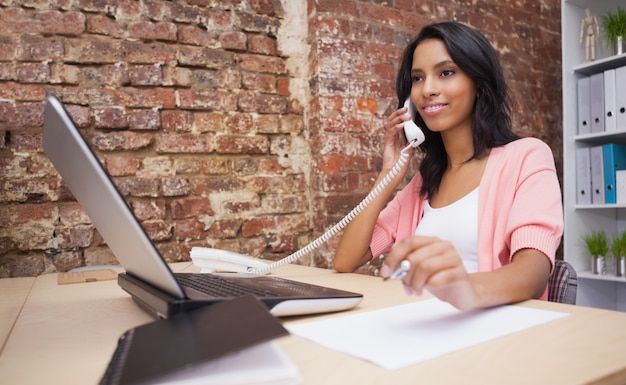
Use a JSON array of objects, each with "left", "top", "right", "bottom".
[{"left": 548, "top": 259, "right": 578, "bottom": 304}]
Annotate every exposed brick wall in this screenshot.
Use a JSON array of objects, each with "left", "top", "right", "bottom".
[{"left": 0, "top": 0, "right": 562, "bottom": 277}]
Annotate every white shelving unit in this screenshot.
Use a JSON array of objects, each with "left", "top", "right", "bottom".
[{"left": 562, "top": 0, "right": 626, "bottom": 311}]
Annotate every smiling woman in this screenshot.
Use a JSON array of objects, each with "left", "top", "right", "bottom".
[{"left": 333, "top": 21, "right": 563, "bottom": 312}]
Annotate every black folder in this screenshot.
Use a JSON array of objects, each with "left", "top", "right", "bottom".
[{"left": 100, "top": 295, "right": 289, "bottom": 385}]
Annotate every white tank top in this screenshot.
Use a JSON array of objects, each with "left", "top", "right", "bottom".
[{"left": 414, "top": 188, "right": 479, "bottom": 273}]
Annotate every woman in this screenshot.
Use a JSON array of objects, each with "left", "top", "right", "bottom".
[{"left": 332, "top": 21, "right": 563, "bottom": 310}]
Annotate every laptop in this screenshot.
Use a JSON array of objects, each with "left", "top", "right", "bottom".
[{"left": 42, "top": 95, "right": 363, "bottom": 319}]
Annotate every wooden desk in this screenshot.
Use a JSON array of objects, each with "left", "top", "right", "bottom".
[{"left": 1, "top": 263, "right": 626, "bottom": 385}]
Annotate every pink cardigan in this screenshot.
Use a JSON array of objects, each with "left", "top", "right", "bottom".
[{"left": 370, "top": 137, "right": 564, "bottom": 300}]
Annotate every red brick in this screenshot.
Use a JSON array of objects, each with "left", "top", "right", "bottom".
[
  {"left": 0, "top": 179, "right": 58, "bottom": 203},
  {"left": 161, "top": 110, "right": 193, "bottom": 132},
  {"left": 235, "top": 53, "right": 286, "bottom": 74},
  {"left": 93, "top": 107, "right": 128, "bottom": 129},
  {"left": 0, "top": 83, "right": 45, "bottom": 101},
  {"left": 58, "top": 202, "right": 90, "bottom": 225},
  {"left": 127, "top": 108, "right": 161, "bottom": 130},
  {"left": 155, "top": 133, "right": 214, "bottom": 153},
  {"left": 193, "top": 112, "right": 225, "bottom": 133},
  {"left": 0, "top": 253, "right": 46, "bottom": 277},
  {"left": 63, "top": 104, "right": 91, "bottom": 127},
  {"left": 1, "top": 7, "right": 41, "bottom": 34},
  {"left": 142, "top": 220, "right": 173, "bottom": 241},
  {"left": 178, "top": 25, "right": 219, "bottom": 47},
  {"left": 40, "top": 10, "right": 86, "bottom": 35},
  {"left": 128, "top": 21, "right": 177, "bottom": 42},
  {"left": 317, "top": 154, "right": 369, "bottom": 173},
  {"left": 128, "top": 65, "right": 163, "bottom": 86},
  {"left": 86, "top": 14, "right": 126, "bottom": 38},
  {"left": 117, "top": 87, "right": 176, "bottom": 109},
  {"left": 171, "top": 197, "right": 214, "bottom": 219},
  {"left": 214, "top": 135, "right": 269, "bottom": 154},
  {"left": 54, "top": 224, "right": 94, "bottom": 249},
  {"left": 242, "top": 214, "right": 309, "bottom": 237},
  {"left": 315, "top": 0, "right": 358, "bottom": 16},
  {"left": 224, "top": 113, "right": 253, "bottom": 134},
  {"left": 16, "top": 35, "right": 64, "bottom": 61},
  {"left": 208, "top": 220, "right": 241, "bottom": 238},
  {"left": 177, "top": 89, "right": 236, "bottom": 111},
  {"left": 11, "top": 131, "right": 43, "bottom": 151},
  {"left": 310, "top": 16, "right": 350, "bottom": 37},
  {"left": 249, "top": 0, "right": 280, "bottom": 16},
  {"left": 91, "top": 131, "right": 153, "bottom": 151},
  {"left": 173, "top": 218, "right": 205, "bottom": 241},
  {"left": 188, "top": 176, "right": 245, "bottom": 196},
  {"left": 174, "top": 157, "right": 229, "bottom": 175},
  {"left": 240, "top": 237, "right": 269, "bottom": 258},
  {"left": 114, "top": 177, "right": 160, "bottom": 198},
  {"left": 162, "top": 178, "right": 190, "bottom": 197},
  {"left": 220, "top": 31, "right": 247, "bottom": 51},
  {"left": 238, "top": 92, "right": 288, "bottom": 114},
  {"left": 64, "top": 36, "right": 123, "bottom": 63},
  {"left": 242, "top": 72, "right": 276, "bottom": 93},
  {"left": 156, "top": 242, "right": 188, "bottom": 263},
  {"left": 276, "top": 78, "right": 290, "bottom": 96},
  {"left": 121, "top": 40, "right": 177, "bottom": 64},
  {"left": 84, "top": 247, "right": 119, "bottom": 266},
  {"left": 0, "top": 63, "right": 16, "bottom": 82},
  {"left": 247, "top": 34, "right": 276, "bottom": 55},
  {"left": 178, "top": 46, "right": 234, "bottom": 69},
  {"left": 224, "top": 198, "right": 261, "bottom": 215},
  {"left": 356, "top": 98, "right": 378, "bottom": 115},
  {"left": 130, "top": 199, "right": 166, "bottom": 220},
  {"left": 267, "top": 234, "right": 298, "bottom": 253},
  {"left": 104, "top": 155, "right": 141, "bottom": 177}
]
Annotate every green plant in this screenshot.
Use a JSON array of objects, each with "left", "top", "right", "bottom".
[
  {"left": 582, "top": 230, "right": 609, "bottom": 256},
  {"left": 611, "top": 231, "right": 626, "bottom": 257},
  {"left": 601, "top": 6, "right": 626, "bottom": 47}
]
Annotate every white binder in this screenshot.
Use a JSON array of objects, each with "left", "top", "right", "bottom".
[
  {"left": 590, "top": 145, "right": 605, "bottom": 204},
  {"left": 576, "top": 146, "right": 592, "bottom": 205},
  {"left": 617, "top": 66, "right": 626, "bottom": 131},
  {"left": 590, "top": 72, "right": 605, "bottom": 133},
  {"left": 604, "top": 69, "right": 617, "bottom": 132},
  {"left": 577, "top": 76, "right": 591, "bottom": 135}
]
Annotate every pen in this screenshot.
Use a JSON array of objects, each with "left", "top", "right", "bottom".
[{"left": 383, "top": 259, "right": 411, "bottom": 281}]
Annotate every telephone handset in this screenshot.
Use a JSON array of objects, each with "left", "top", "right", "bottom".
[
  {"left": 192, "top": 99, "right": 424, "bottom": 275},
  {"left": 403, "top": 98, "right": 425, "bottom": 147}
]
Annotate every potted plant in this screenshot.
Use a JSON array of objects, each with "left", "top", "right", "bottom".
[
  {"left": 601, "top": 6, "right": 626, "bottom": 55},
  {"left": 582, "top": 229, "right": 608, "bottom": 275},
  {"left": 611, "top": 231, "right": 626, "bottom": 277}
]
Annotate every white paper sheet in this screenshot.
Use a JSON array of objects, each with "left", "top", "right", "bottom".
[
  {"left": 155, "top": 341, "right": 302, "bottom": 385},
  {"left": 286, "top": 298, "right": 568, "bottom": 370}
]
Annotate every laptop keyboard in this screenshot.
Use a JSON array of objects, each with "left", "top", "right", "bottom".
[{"left": 175, "top": 273, "right": 281, "bottom": 298}]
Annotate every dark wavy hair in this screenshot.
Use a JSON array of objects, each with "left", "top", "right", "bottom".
[{"left": 396, "top": 21, "right": 519, "bottom": 197}]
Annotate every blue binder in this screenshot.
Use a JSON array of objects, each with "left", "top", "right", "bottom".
[{"left": 603, "top": 144, "right": 626, "bottom": 203}]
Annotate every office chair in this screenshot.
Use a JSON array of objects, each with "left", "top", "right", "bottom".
[{"left": 548, "top": 259, "right": 578, "bottom": 305}]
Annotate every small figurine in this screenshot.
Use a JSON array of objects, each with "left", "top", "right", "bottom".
[{"left": 580, "top": 8, "right": 600, "bottom": 62}]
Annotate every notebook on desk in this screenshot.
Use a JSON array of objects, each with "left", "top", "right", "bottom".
[{"left": 42, "top": 94, "right": 363, "bottom": 319}]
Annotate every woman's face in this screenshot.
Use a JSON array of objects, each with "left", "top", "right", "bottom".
[{"left": 410, "top": 38, "right": 477, "bottom": 136}]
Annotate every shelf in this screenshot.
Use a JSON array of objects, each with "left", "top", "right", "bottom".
[
  {"left": 572, "top": 53, "right": 626, "bottom": 76},
  {"left": 574, "top": 130, "right": 626, "bottom": 144},
  {"left": 578, "top": 270, "right": 626, "bottom": 282},
  {"left": 575, "top": 203, "right": 626, "bottom": 209},
  {"left": 566, "top": 0, "right": 620, "bottom": 8},
  {"left": 563, "top": 0, "right": 626, "bottom": 310}
]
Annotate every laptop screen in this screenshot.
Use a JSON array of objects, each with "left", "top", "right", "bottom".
[{"left": 42, "top": 95, "right": 186, "bottom": 299}]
